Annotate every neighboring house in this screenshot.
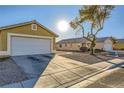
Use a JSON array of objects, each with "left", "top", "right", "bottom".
[
  {"left": 95, "top": 37, "right": 113, "bottom": 51},
  {"left": 0, "top": 20, "right": 58, "bottom": 56},
  {"left": 113, "top": 39, "right": 124, "bottom": 50},
  {"left": 56, "top": 37, "right": 113, "bottom": 51}
]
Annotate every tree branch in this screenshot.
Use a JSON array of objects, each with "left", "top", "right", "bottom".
[
  {"left": 76, "top": 22, "right": 85, "bottom": 37},
  {"left": 83, "top": 36, "right": 92, "bottom": 42},
  {"left": 94, "top": 26, "right": 103, "bottom": 35}
]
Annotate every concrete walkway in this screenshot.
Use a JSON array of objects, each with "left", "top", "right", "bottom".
[{"left": 34, "top": 55, "right": 124, "bottom": 88}]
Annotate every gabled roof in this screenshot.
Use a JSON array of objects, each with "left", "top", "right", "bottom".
[
  {"left": 117, "top": 39, "right": 124, "bottom": 43},
  {"left": 0, "top": 20, "right": 58, "bottom": 37},
  {"left": 57, "top": 37, "right": 111, "bottom": 44}
]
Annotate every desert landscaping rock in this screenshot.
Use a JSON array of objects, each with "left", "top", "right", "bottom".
[
  {"left": 1, "top": 82, "right": 23, "bottom": 88},
  {"left": 0, "top": 58, "right": 28, "bottom": 86},
  {"left": 60, "top": 53, "right": 113, "bottom": 64}
]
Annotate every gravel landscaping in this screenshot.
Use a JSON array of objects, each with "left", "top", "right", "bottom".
[
  {"left": 0, "top": 57, "right": 28, "bottom": 86},
  {"left": 60, "top": 52, "right": 114, "bottom": 64}
]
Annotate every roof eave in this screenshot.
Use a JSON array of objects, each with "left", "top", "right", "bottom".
[
  {"left": 35, "top": 21, "right": 58, "bottom": 37},
  {"left": 0, "top": 20, "right": 59, "bottom": 37}
]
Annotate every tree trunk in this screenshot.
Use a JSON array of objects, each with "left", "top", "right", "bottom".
[
  {"left": 90, "top": 43, "right": 94, "bottom": 55},
  {"left": 90, "top": 37, "right": 96, "bottom": 55},
  {"left": 90, "top": 47, "right": 94, "bottom": 55}
]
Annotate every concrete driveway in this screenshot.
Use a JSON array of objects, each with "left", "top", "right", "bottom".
[{"left": 12, "top": 54, "right": 52, "bottom": 78}]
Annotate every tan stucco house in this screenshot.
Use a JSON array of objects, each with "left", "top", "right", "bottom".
[
  {"left": 0, "top": 20, "right": 58, "bottom": 56},
  {"left": 56, "top": 37, "right": 113, "bottom": 51}
]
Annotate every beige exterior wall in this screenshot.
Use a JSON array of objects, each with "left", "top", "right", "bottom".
[
  {"left": 56, "top": 43, "right": 81, "bottom": 51},
  {"left": 104, "top": 39, "right": 113, "bottom": 44},
  {"left": 56, "top": 39, "right": 113, "bottom": 51},
  {"left": 95, "top": 42, "right": 104, "bottom": 49},
  {"left": 56, "top": 42, "right": 104, "bottom": 51},
  {"left": 95, "top": 39, "right": 113, "bottom": 50},
  {"left": 56, "top": 39, "right": 112, "bottom": 51},
  {"left": 0, "top": 23, "right": 56, "bottom": 51},
  {"left": 53, "top": 37, "right": 56, "bottom": 50}
]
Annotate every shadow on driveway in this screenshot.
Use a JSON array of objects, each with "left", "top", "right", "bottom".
[{"left": 0, "top": 53, "right": 55, "bottom": 88}]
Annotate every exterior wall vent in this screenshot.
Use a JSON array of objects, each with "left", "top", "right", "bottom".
[{"left": 31, "top": 24, "right": 37, "bottom": 31}]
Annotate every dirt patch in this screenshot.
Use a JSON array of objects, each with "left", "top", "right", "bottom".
[{"left": 60, "top": 52, "right": 114, "bottom": 64}]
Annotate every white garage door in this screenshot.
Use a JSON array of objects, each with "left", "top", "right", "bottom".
[
  {"left": 104, "top": 44, "right": 112, "bottom": 51},
  {"left": 11, "top": 36, "right": 51, "bottom": 56}
]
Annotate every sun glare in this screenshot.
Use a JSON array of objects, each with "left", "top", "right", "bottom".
[{"left": 57, "top": 20, "right": 69, "bottom": 32}]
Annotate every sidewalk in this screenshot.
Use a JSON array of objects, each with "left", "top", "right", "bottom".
[
  {"left": 70, "top": 58, "right": 124, "bottom": 88},
  {"left": 34, "top": 55, "right": 124, "bottom": 88}
]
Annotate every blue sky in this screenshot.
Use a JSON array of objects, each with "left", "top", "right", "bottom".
[{"left": 0, "top": 5, "right": 124, "bottom": 41}]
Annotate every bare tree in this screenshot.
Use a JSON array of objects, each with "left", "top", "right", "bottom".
[{"left": 70, "top": 5, "right": 114, "bottom": 55}]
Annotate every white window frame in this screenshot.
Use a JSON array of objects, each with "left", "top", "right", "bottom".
[{"left": 31, "top": 24, "right": 37, "bottom": 31}]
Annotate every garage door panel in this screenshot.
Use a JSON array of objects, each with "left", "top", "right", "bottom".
[{"left": 11, "top": 36, "right": 51, "bottom": 56}]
